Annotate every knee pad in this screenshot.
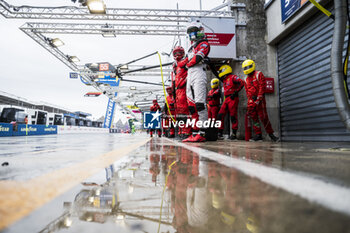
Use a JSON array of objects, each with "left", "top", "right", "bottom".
[
  {"left": 230, "top": 116, "right": 237, "bottom": 123},
  {"left": 188, "top": 106, "right": 196, "bottom": 115},
  {"left": 195, "top": 103, "right": 205, "bottom": 112}
]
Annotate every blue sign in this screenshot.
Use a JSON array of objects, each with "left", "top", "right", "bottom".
[
  {"left": 96, "top": 77, "right": 118, "bottom": 87},
  {"left": 0, "top": 123, "right": 57, "bottom": 137},
  {"left": 143, "top": 111, "right": 161, "bottom": 129},
  {"left": 70, "top": 72, "right": 79, "bottom": 79},
  {"left": 104, "top": 98, "right": 116, "bottom": 128},
  {"left": 0, "top": 123, "right": 13, "bottom": 136},
  {"left": 281, "top": 0, "right": 307, "bottom": 23}
]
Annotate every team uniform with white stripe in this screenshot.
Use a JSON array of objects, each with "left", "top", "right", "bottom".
[{"left": 185, "top": 39, "right": 211, "bottom": 123}]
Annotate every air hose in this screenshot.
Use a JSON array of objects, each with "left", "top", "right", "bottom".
[
  {"left": 157, "top": 52, "right": 176, "bottom": 122},
  {"left": 343, "top": 0, "right": 350, "bottom": 99},
  {"left": 309, "top": 0, "right": 349, "bottom": 98},
  {"left": 157, "top": 160, "right": 176, "bottom": 233},
  {"left": 308, "top": 0, "right": 334, "bottom": 19}
]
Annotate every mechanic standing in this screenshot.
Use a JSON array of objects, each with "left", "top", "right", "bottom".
[
  {"left": 242, "top": 59, "right": 279, "bottom": 142},
  {"left": 182, "top": 21, "right": 211, "bottom": 143},
  {"left": 150, "top": 99, "right": 162, "bottom": 137},
  {"left": 164, "top": 87, "right": 176, "bottom": 138},
  {"left": 207, "top": 78, "right": 221, "bottom": 121},
  {"left": 216, "top": 64, "right": 244, "bottom": 140},
  {"left": 172, "top": 46, "right": 192, "bottom": 139}
]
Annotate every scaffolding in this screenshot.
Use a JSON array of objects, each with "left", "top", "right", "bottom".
[{"left": 0, "top": 0, "right": 240, "bottom": 111}]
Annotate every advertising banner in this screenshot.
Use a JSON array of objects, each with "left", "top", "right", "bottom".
[
  {"left": 0, "top": 123, "right": 57, "bottom": 137},
  {"left": 0, "top": 123, "right": 13, "bottom": 136},
  {"left": 190, "top": 17, "right": 236, "bottom": 59},
  {"left": 104, "top": 98, "right": 116, "bottom": 128},
  {"left": 84, "top": 92, "right": 102, "bottom": 97},
  {"left": 281, "top": 0, "right": 308, "bottom": 23},
  {"left": 96, "top": 76, "right": 119, "bottom": 86},
  {"left": 69, "top": 72, "right": 79, "bottom": 79},
  {"left": 127, "top": 105, "right": 142, "bottom": 114}
]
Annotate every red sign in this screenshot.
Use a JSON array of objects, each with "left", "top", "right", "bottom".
[
  {"left": 205, "top": 33, "right": 235, "bottom": 46},
  {"left": 265, "top": 77, "right": 275, "bottom": 93},
  {"left": 84, "top": 92, "right": 102, "bottom": 97},
  {"left": 99, "top": 63, "right": 109, "bottom": 71}
]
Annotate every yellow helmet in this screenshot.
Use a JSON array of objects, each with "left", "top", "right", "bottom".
[
  {"left": 246, "top": 216, "right": 259, "bottom": 233},
  {"left": 242, "top": 59, "right": 255, "bottom": 75},
  {"left": 218, "top": 64, "right": 232, "bottom": 78},
  {"left": 211, "top": 78, "right": 220, "bottom": 89},
  {"left": 211, "top": 192, "right": 224, "bottom": 209},
  {"left": 221, "top": 211, "right": 236, "bottom": 226}
]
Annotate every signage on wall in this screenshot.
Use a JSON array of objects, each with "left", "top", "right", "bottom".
[
  {"left": 281, "top": 0, "right": 308, "bottom": 23},
  {"left": 190, "top": 17, "right": 236, "bottom": 59},
  {"left": 265, "top": 77, "right": 275, "bottom": 93}
]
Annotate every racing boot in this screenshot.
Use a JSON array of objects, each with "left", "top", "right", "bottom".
[
  {"left": 185, "top": 133, "right": 206, "bottom": 143},
  {"left": 217, "top": 130, "right": 224, "bottom": 140},
  {"left": 229, "top": 134, "right": 237, "bottom": 140},
  {"left": 183, "top": 132, "right": 206, "bottom": 142},
  {"left": 269, "top": 133, "right": 280, "bottom": 142},
  {"left": 183, "top": 134, "right": 195, "bottom": 142},
  {"left": 229, "top": 130, "right": 237, "bottom": 140},
  {"left": 249, "top": 134, "right": 262, "bottom": 142}
]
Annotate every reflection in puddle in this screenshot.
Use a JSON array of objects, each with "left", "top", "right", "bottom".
[{"left": 37, "top": 139, "right": 350, "bottom": 233}]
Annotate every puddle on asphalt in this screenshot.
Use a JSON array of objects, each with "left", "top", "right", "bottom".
[
  {"left": 7, "top": 139, "right": 350, "bottom": 233},
  {"left": 199, "top": 141, "right": 350, "bottom": 188}
]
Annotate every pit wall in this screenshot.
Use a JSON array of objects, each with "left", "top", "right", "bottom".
[
  {"left": 0, "top": 123, "right": 57, "bottom": 136},
  {"left": 0, "top": 123, "right": 109, "bottom": 136},
  {"left": 57, "top": 125, "right": 109, "bottom": 134}
]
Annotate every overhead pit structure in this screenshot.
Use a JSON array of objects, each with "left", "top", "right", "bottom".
[
  {"left": 0, "top": 0, "right": 243, "bottom": 115},
  {"left": 20, "top": 22, "right": 187, "bottom": 36},
  {"left": 0, "top": 0, "right": 233, "bottom": 21}
]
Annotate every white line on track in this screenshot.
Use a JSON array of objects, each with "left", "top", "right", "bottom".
[{"left": 164, "top": 138, "right": 350, "bottom": 217}]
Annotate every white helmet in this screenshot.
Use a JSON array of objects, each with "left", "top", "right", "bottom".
[{"left": 186, "top": 21, "right": 205, "bottom": 41}]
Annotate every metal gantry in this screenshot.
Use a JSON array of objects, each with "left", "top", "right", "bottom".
[
  {"left": 20, "top": 26, "right": 123, "bottom": 100},
  {"left": 0, "top": 0, "right": 232, "bottom": 22},
  {"left": 21, "top": 26, "right": 78, "bottom": 71},
  {"left": 20, "top": 22, "right": 187, "bottom": 36},
  {"left": 0, "top": 0, "right": 237, "bottom": 111}
]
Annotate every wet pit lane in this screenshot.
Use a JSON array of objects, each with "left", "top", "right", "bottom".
[{"left": 1, "top": 136, "right": 350, "bottom": 233}]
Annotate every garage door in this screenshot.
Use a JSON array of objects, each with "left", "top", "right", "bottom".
[{"left": 277, "top": 5, "right": 350, "bottom": 141}]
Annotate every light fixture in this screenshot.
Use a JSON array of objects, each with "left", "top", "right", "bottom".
[
  {"left": 87, "top": 0, "right": 106, "bottom": 14},
  {"left": 101, "top": 23, "right": 116, "bottom": 37},
  {"left": 68, "top": 55, "right": 80, "bottom": 63},
  {"left": 47, "top": 38, "right": 64, "bottom": 47},
  {"left": 102, "top": 32, "right": 116, "bottom": 38},
  {"left": 129, "top": 86, "right": 136, "bottom": 90},
  {"left": 63, "top": 217, "right": 73, "bottom": 227},
  {"left": 119, "top": 64, "right": 129, "bottom": 70}
]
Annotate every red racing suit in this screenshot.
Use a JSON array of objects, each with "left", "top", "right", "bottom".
[
  {"left": 244, "top": 70, "right": 274, "bottom": 140},
  {"left": 183, "top": 39, "right": 210, "bottom": 130},
  {"left": 150, "top": 103, "right": 162, "bottom": 137},
  {"left": 163, "top": 94, "right": 176, "bottom": 136},
  {"left": 218, "top": 74, "right": 244, "bottom": 132},
  {"left": 174, "top": 59, "right": 191, "bottom": 135},
  {"left": 149, "top": 154, "right": 160, "bottom": 183},
  {"left": 207, "top": 88, "right": 221, "bottom": 120}
]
